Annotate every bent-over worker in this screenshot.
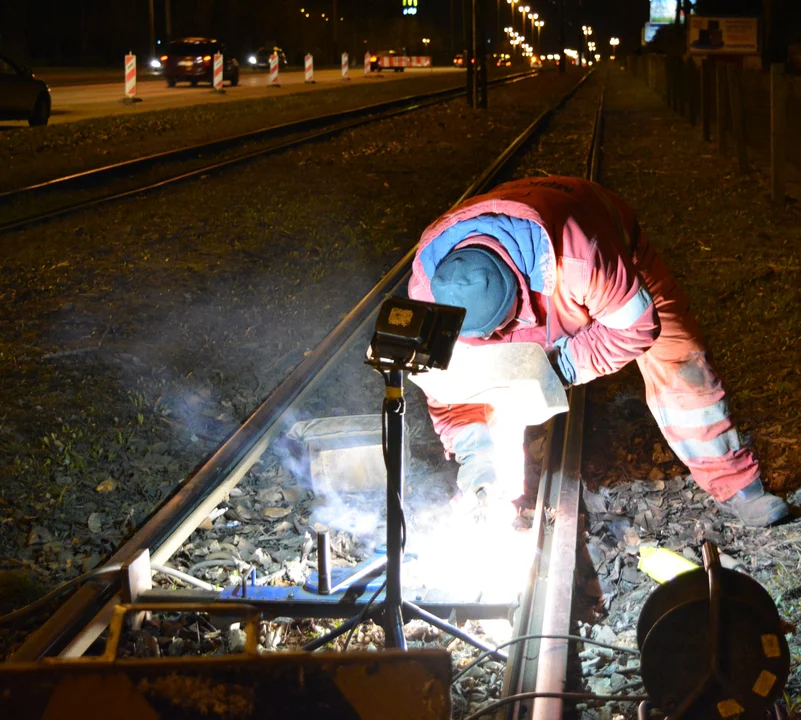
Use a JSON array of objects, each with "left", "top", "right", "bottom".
[{"left": 409, "top": 176, "right": 789, "bottom": 528}]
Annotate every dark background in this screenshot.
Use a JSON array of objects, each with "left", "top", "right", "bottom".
[{"left": 0, "top": 0, "right": 796, "bottom": 68}]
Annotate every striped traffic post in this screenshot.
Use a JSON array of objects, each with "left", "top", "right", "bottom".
[
  {"left": 122, "top": 53, "right": 142, "bottom": 104},
  {"left": 364, "top": 52, "right": 371, "bottom": 76},
  {"left": 304, "top": 54, "right": 315, "bottom": 84},
  {"left": 269, "top": 53, "right": 280, "bottom": 87},
  {"left": 212, "top": 53, "right": 225, "bottom": 93},
  {"left": 341, "top": 52, "right": 350, "bottom": 81}
]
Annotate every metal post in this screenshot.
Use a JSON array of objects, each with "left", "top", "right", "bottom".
[
  {"left": 726, "top": 64, "right": 749, "bottom": 173},
  {"left": 383, "top": 370, "right": 406, "bottom": 650},
  {"left": 147, "top": 0, "right": 155, "bottom": 60},
  {"left": 716, "top": 63, "right": 728, "bottom": 154},
  {"left": 687, "top": 57, "right": 697, "bottom": 125},
  {"left": 165, "top": 0, "right": 172, "bottom": 41},
  {"left": 558, "top": 0, "right": 565, "bottom": 73},
  {"left": 770, "top": 62, "right": 786, "bottom": 200},
  {"left": 701, "top": 58, "right": 711, "bottom": 141},
  {"left": 317, "top": 531, "right": 331, "bottom": 594},
  {"left": 471, "top": 0, "right": 479, "bottom": 108},
  {"left": 464, "top": 0, "right": 474, "bottom": 107}
]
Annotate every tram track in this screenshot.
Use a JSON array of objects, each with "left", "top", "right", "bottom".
[
  {"left": 8, "top": 68, "right": 598, "bottom": 667},
  {"left": 3, "top": 68, "right": 616, "bottom": 720},
  {"left": 0, "top": 71, "right": 536, "bottom": 236}
]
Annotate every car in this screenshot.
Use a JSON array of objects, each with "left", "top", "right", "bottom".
[
  {"left": 246, "top": 47, "right": 288, "bottom": 70},
  {"left": 0, "top": 52, "right": 50, "bottom": 126},
  {"left": 161, "top": 38, "right": 239, "bottom": 87},
  {"left": 370, "top": 50, "right": 405, "bottom": 72},
  {"left": 453, "top": 53, "right": 465, "bottom": 67}
]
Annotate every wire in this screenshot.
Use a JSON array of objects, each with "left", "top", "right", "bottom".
[
  {"left": 342, "top": 580, "right": 387, "bottom": 651},
  {"left": 461, "top": 691, "right": 650, "bottom": 720},
  {"left": 452, "top": 633, "right": 639, "bottom": 683},
  {"left": 0, "top": 564, "right": 123, "bottom": 626}
]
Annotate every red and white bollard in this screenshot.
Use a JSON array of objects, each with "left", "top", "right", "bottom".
[
  {"left": 269, "top": 53, "right": 280, "bottom": 87},
  {"left": 341, "top": 52, "right": 350, "bottom": 81},
  {"left": 212, "top": 53, "right": 224, "bottom": 93},
  {"left": 304, "top": 54, "right": 314, "bottom": 84},
  {"left": 122, "top": 53, "right": 141, "bottom": 104},
  {"left": 364, "top": 52, "right": 372, "bottom": 76}
]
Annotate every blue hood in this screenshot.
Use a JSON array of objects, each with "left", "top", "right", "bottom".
[{"left": 418, "top": 213, "right": 553, "bottom": 295}]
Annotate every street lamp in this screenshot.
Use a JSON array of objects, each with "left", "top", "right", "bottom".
[
  {"left": 609, "top": 36, "right": 620, "bottom": 60},
  {"left": 506, "top": 0, "right": 519, "bottom": 33},
  {"left": 534, "top": 19, "right": 544, "bottom": 55}
]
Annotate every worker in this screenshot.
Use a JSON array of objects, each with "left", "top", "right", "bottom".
[{"left": 409, "top": 176, "right": 789, "bottom": 527}]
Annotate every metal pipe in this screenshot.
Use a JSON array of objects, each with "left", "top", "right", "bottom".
[
  {"left": 404, "top": 601, "right": 507, "bottom": 661},
  {"left": 383, "top": 371, "right": 406, "bottom": 648},
  {"left": 317, "top": 531, "right": 331, "bottom": 595}
]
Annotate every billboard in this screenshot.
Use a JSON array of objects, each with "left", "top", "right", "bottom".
[
  {"left": 643, "top": 22, "right": 669, "bottom": 45},
  {"left": 688, "top": 17, "right": 759, "bottom": 54},
  {"left": 650, "top": 0, "right": 674, "bottom": 24}
]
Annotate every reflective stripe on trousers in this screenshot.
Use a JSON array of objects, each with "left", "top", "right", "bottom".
[{"left": 632, "top": 235, "right": 760, "bottom": 502}]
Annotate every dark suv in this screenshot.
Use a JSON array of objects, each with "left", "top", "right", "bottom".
[{"left": 161, "top": 38, "right": 239, "bottom": 87}]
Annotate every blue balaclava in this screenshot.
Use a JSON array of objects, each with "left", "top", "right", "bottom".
[{"left": 430, "top": 247, "right": 518, "bottom": 337}]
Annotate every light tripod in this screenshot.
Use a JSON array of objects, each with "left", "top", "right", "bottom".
[{"left": 304, "top": 297, "right": 507, "bottom": 660}]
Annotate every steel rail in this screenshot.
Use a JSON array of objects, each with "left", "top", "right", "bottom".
[
  {"left": 9, "top": 69, "right": 595, "bottom": 663},
  {"left": 499, "top": 83, "right": 606, "bottom": 720},
  {"left": 0, "top": 71, "right": 536, "bottom": 200},
  {"left": 0, "top": 72, "right": 537, "bottom": 236}
]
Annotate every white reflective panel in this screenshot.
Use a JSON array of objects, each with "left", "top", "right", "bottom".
[
  {"left": 597, "top": 285, "right": 653, "bottom": 330},
  {"left": 655, "top": 400, "right": 731, "bottom": 429},
  {"left": 668, "top": 428, "right": 741, "bottom": 461}
]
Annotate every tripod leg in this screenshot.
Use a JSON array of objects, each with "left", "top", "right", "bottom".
[
  {"left": 402, "top": 600, "right": 508, "bottom": 661},
  {"left": 384, "top": 602, "right": 407, "bottom": 651},
  {"left": 302, "top": 613, "right": 370, "bottom": 652}
]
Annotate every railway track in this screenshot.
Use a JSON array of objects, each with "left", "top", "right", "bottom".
[
  {"left": 5, "top": 67, "right": 623, "bottom": 719},
  {"left": 0, "top": 71, "right": 536, "bottom": 236}
]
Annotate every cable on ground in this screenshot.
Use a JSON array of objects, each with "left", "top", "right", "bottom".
[{"left": 452, "top": 633, "right": 639, "bottom": 683}]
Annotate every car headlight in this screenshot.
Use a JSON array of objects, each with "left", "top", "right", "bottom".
[
  {"left": 248, "top": 55, "right": 257, "bottom": 65},
  {"left": 150, "top": 58, "right": 162, "bottom": 69}
]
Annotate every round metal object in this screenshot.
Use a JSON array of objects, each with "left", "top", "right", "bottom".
[{"left": 638, "top": 565, "right": 790, "bottom": 718}]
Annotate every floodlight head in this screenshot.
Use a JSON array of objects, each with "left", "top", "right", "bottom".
[{"left": 365, "top": 297, "right": 465, "bottom": 373}]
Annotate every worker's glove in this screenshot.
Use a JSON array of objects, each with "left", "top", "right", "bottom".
[
  {"left": 547, "top": 339, "right": 577, "bottom": 389},
  {"left": 452, "top": 423, "right": 498, "bottom": 497}
]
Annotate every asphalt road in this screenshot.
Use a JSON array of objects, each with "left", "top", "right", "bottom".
[{"left": 29, "top": 67, "right": 461, "bottom": 126}]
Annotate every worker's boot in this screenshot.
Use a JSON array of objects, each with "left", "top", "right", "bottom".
[{"left": 715, "top": 479, "right": 790, "bottom": 527}]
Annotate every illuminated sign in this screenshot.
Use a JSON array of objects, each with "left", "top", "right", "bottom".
[
  {"left": 402, "top": 0, "right": 417, "bottom": 15},
  {"left": 649, "top": 0, "right": 673, "bottom": 24},
  {"left": 643, "top": 22, "right": 668, "bottom": 44}
]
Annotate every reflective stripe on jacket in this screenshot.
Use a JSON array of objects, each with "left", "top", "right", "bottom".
[{"left": 409, "top": 176, "right": 661, "bottom": 453}]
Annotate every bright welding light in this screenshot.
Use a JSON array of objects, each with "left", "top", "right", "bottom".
[
  {"left": 248, "top": 55, "right": 257, "bottom": 65},
  {"left": 405, "top": 420, "right": 531, "bottom": 604}
]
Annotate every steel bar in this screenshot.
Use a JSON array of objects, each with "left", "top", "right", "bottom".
[
  {"left": 500, "top": 417, "right": 564, "bottom": 719},
  {"left": 403, "top": 601, "right": 507, "bottom": 661},
  {"left": 0, "top": 73, "right": 535, "bottom": 202},
  {"left": 12, "top": 70, "right": 594, "bottom": 663},
  {"left": 316, "top": 531, "right": 332, "bottom": 595},
  {"left": 501, "top": 79, "right": 603, "bottom": 720},
  {"left": 530, "top": 386, "right": 585, "bottom": 720}
]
